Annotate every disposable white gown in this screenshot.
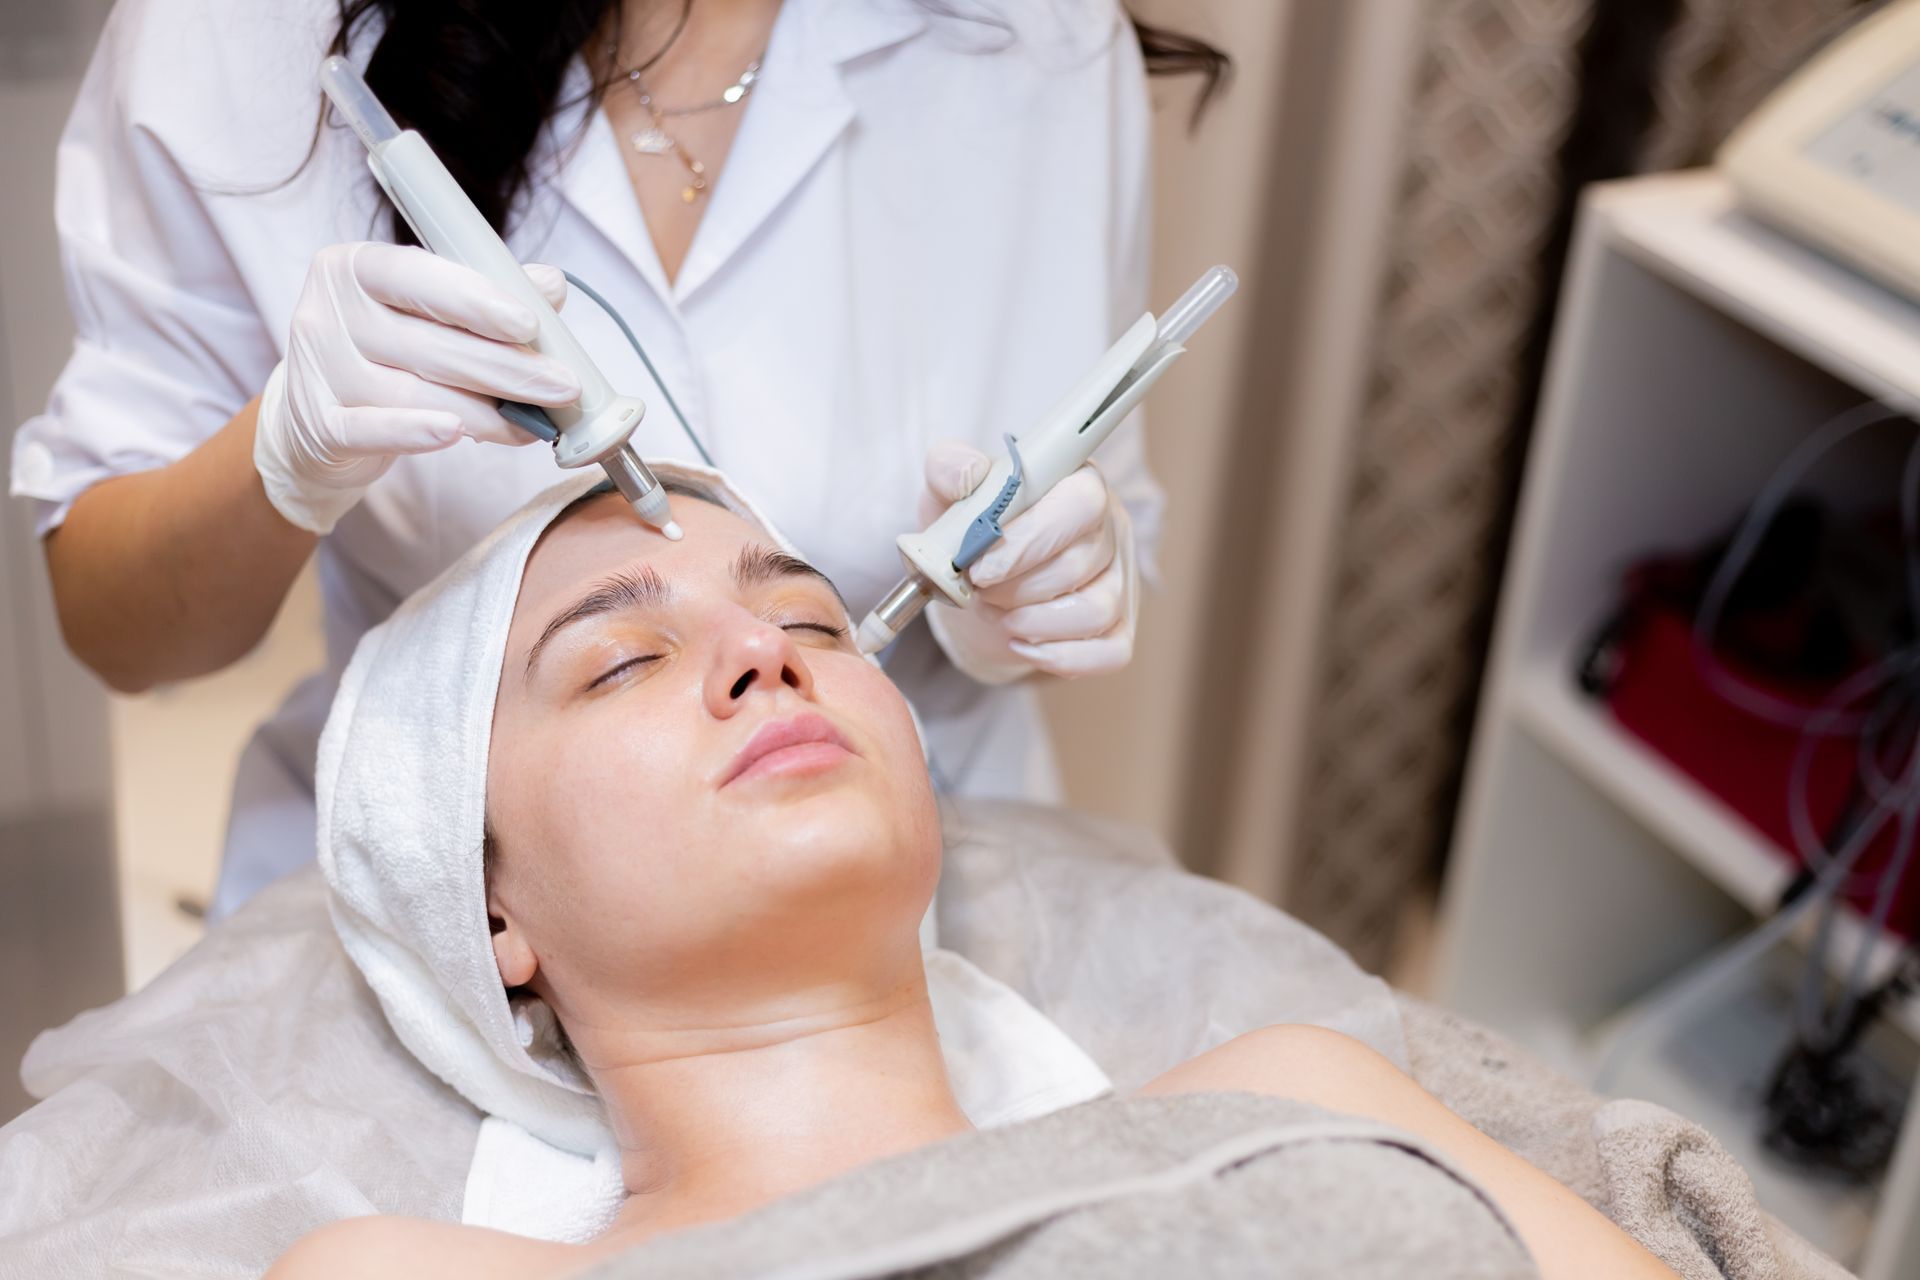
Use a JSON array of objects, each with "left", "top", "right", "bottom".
[{"left": 8, "top": 0, "right": 1164, "bottom": 916}]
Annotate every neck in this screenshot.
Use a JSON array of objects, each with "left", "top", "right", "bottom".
[
  {"left": 590, "top": 971, "right": 972, "bottom": 1242},
  {"left": 604, "top": 0, "right": 780, "bottom": 79}
]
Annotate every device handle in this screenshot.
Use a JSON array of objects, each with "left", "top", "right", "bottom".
[
  {"left": 897, "top": 313, "right": 1162, "bottom": 603},
  {"left": 366, "top": 136, "right": 619, "bottom": 430}
]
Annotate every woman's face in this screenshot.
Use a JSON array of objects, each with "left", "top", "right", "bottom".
[{"left": 484, "top": 491, "right": 939, "bottom": 1050}]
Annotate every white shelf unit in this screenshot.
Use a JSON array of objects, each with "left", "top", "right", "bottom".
[{"left": 1435, "top": 170, "right": 1920, "bottom": 1279}]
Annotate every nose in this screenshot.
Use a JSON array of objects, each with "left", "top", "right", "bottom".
[{"left": 704, "top": 610, "right": 817, "bottom": 720}]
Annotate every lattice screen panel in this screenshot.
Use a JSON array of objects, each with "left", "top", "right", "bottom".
[{"left": 1284, "top": 0, "right": 1590, "bottom": 971}]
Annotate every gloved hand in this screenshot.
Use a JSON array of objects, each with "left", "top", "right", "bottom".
[
  {"left": 919, "top": 439, "right": 1139, "bottom": 684},
  {"left": 254, "top": 242, "right": 580, "bottom": 534}
]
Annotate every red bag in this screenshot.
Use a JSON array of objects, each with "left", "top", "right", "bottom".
[{"left": 1600, "top": 529, "right": 1919, "bottom": 941}]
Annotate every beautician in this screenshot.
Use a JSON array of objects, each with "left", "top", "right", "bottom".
[{"left": 10, "top": 0, "right": 1225, "bottom": 917}]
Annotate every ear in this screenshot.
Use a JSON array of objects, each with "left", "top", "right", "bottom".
[{"left": 487, "top": 883, "right": 539, "bottom": 988}]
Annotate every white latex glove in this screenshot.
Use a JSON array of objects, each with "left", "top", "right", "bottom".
[
  {"left": 254, "top": 241, "right": 579, "bottom": 534},
  {"left": 920, "top": 439, "right": 1139, "bottom": 684}
]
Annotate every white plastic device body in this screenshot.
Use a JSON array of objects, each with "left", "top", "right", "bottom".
[
  {"left": 362, "top": 131, "right": 647, "bottom": 468},
  {"left": 897, "top": 312, "right": 1165, "bottom": 609},
  {"left": 854, "top": 263, "right": 1237, "bottom": 655},
  {"left": 1719, "top": 0, "right": 1920, "bottom": 304},
  {"left": 318, "top": 56, "right": 675, "bottom": 533}
]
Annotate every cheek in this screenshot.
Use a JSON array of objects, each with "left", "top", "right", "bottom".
[
  {"left": 823, "top": 661, "right": 924, "bottom": 771},
  {"left": 487, "top": 691, "right": 709, "bottom": 930},
  {"left": 824, "top": 660, "right": 941, "bottom": 841}
]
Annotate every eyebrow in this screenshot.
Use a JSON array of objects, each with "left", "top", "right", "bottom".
[
  {"left": 523, "top": 566, "right": 671, "bottom": 679},
  {"left": 732, "top": 543, "right": 844, "bottom": 608},
  {"left": 521, "top": 545, "right": 843, "bottom": 680}
]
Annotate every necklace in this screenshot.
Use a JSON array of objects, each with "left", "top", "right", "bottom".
[
  {"left": 628, "top": 94, "right": 708, "bottom": 203},
  {"left": 624, "top": 54, "right": 764, "bottom": 203},
  {"left": 633, "top": 57, "right": 762, "bottom": 116}
]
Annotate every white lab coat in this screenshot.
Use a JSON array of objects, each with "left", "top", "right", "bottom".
[{"left": 10, "top": 0, "right": 1163, "bottom": 917}]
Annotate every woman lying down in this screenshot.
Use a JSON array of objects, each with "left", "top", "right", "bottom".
[{"left": 272, "top": 466, "right": 1674, "bottom": 1280}]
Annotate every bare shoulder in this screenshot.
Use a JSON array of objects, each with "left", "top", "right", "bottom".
[
  {"left": 267, "top": 1215, "right": 584, "bottom": 1280},
  {"left": 1139, "top": 1024, "right": 1411, "bottom": 1105},
  {"left": 1143, "top": 1028, "right": 1685, "bottom": 1279}
]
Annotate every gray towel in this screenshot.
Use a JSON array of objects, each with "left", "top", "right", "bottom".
[
  {"left": 1592, "top": 1101, "right": 1851, "bottom": 1280},
  {"left": 1398, "top": 997, "right": 1852, "bottom": 1280},
  {"left": 580, "top": 1092, "right": 1539, "bottom": 1280}
]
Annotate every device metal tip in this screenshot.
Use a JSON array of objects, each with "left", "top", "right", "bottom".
[
  {"left": 659, "top": 519, "right": 684, "bottom": 542},
  {"left": 855, "top": 613, "right": 897, "bottom": 656}
]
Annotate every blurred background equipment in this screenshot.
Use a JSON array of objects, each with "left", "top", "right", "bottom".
[
  {"left": 1432, "top": 125, "right": 1919, "bottom": 1280},
  {"left": 1578, "top": 419, "right": 1918, "bottom": 1185},
  {"left": 1429, "top": 11, "right": 1920, "bottom": 1274},
  {"left": 1721, "top": 0, "right": 1920, "bottom": 305}
]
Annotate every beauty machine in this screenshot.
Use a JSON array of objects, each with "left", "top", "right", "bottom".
[
  {"left": 855, "top": 265, "right": 1239, "bottom": 655},
  {"left": 319, "top": 57, "right": 682, "bottom": 539}
]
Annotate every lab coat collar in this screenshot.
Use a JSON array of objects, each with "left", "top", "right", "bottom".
[
  {"left": 813, "top": 0, "right": 932, "bottom": 67},
  {"left": 550, "top": 0, "right": 928, "bottom": 308}
]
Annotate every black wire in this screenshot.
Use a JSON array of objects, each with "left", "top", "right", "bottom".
[
  {"left": 1688, "top": 398, "right": 1920, "bottom": 1176},
  {"left": 561, "top": 269, "right": 715, "bottom": 467}
]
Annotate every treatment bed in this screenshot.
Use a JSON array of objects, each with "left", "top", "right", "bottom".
[{"left": 0, "top": 801, "right": 1851, "bottom": 1279}]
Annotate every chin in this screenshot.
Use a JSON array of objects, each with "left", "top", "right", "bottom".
[{"left": 742, "top": 783, "right": 937, "bottom": 905}]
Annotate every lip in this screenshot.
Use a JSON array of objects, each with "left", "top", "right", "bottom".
[{"left": 720, "top": 712, "right": 856, "bottom": 788}]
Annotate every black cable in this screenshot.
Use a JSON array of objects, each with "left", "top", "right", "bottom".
[
  {"left": 561, "top": 269, "right": 715, "bottom": 467},
  {"left": 1683, "top": 400, "right": 1920, "bottom": 1179}
]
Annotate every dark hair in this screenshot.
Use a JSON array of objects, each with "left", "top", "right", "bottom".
[{"left": 327, "top": 1, "right": 1229, "bottom": 245}]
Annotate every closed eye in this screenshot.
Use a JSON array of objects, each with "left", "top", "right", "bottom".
[
  {"left": 783, "top": 622, "right": 847, "bottom": 639},
  {"left": 586, "top": 653, "right": 663, "bottom": 690}
]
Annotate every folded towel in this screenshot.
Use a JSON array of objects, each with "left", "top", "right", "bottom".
[
  {"left": 1398, "top": 997, "right": 1853, "bottom": 1280},
  {"left": 585, "top": 1094, "right": 1537, "bottom": 1279},
  {"left": 316, "top": 465, "right": 1110, "bottom": 1240},
  {"left": 1593, "top": 1099, "right": 1853, "bottom": 1280}
]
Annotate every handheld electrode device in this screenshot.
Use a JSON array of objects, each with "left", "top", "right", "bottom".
[
  {"left": 318, "top": 56, "right": 682, "bottom": 540},
  {"left": 855, "top": 265, "right": 1239, "bottom": 655}
]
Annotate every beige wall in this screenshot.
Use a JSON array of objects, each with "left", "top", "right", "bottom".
[
  {"left": 1044, "top": 3, "right": 1429, "bottom": 905},
  {"left": 1042, "top": 0, "right": 1298, "bottom": 843}
]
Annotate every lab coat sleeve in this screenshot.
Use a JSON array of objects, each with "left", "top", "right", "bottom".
[
  {"left": 1091, "top": 18, "right": 1166, "bottom": 587},
  {"left": 8, "top": 0, "right": 291, "bottom": 537}
]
